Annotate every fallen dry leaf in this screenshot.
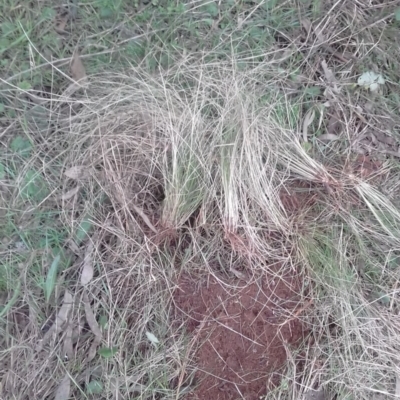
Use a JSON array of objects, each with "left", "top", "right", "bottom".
[
  {"left": 81, "top": 241, "right": 94, "bottom": 285},
  {"left": 318, "top": 133, "right": 339, "bottom": 142},
  {"left": 57, "top": 186, "right": 80, "bottom": 201},
  {"left": 36, "top": 290, "right": 73, "bottom": 351},
  {"left": 230, "top": 267, "right": 247, "bottom": 280},
  {"left": 83, "top": 291, "right": 102, "bottom": 338},
  {"left": 302, "top": 108, "right": 316, "bottom": 142},
  {"left": 321, "top": 60, "right": 340, "bottom": 95},
  {"left": 66, "top": 240, "right": 80, "bottom": 255},
  {"left": 327, "top": 114, "right": 342, "bottom": 136},
  {"left": 70, "top": 51, "right": 87, "bottom": 82},
  {"left": 64, "top": 166, "right": 88, "bottom": 180},
  {"left": 53, "top": 290, "right": 73, "bottom": 325},
  {"left": 87, "top": 334, "right": 102, "bottom": 362},
  {"left": 313, "top": 25, "right": 325, "bottom": 44},
  {"left": 375, "top": 132, "right": 396, "bottom": 146},
  {"left": 321, "top": 60, "right": 335, "bottom": 83},
  {"left": 300, "top": 18, "right": 312, "bottom": 35},
  {"left": 63, "top": 324, "right": 74, "bottom": 360},
  {"left": 71, "top": 316, "right": 84, "bottom": 342},
  {"left": 54, "top": 15, "right": 68, "bottom": 34},
  {"left": 55, "top": 374, "right": 70, "bottom": 400},
  {"left": 131, "top": 204, "right": 158, "bottom": 234}
]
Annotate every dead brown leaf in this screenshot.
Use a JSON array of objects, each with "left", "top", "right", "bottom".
[
  {"left": 81, "top": 241, "right": 94, "bottom": 285},
  {"left": 63, "top": 324, "right": 74, "bottom": 360},
  {"left": 55, "top": 374, "right": 70, "bottom": 400},
  {"left": 83, "top": 291, "right": 102, "bottom": 338},
  {"left": 66, "top": 240, "right": 81, "bottom": 255},
  {"left": 301, "top": 18, "right": 312, "bottom": 35},
  {"left": 375, "top": 132, "right": 396, "bottom": 146},
  {"left": 131, "top": 204, "right": 158, "bottom": 234},
  {"left": 321, "top": 60, "right": 340, "bottom": 95},
  {"left": 87, "top": 334, "right": 102, "bottom": 362},
  {"left": 301, "top": 17, "right": 325, "bottom": 43},
  {"left": 313, "top": 25, "right": 325, "bottom": 44},
  {"left": 54, "top": 290, "right": 74, "bottom": 324},
  {"left": 327, "top": 114, "right": 342, "bottom": 136},
  {"left": 55, "top": 15, "right": 68, "bottom": 34},
  {"left": 61, "top": 81, "right": 85, "bottom": 99},
  {"left": 36, "top": 290, "right": 73, "bottom": 351},
  {"left": 64, "top": 166, "right": 89, "bottom": 180},
  {"left": 70, "top": 51, "right": 87, "bottom": 82},
  {"left": 318, "top": 133, "right": 339, "bottom": 142},
  {"left": 57, "top": 186, "right": 80, "bottom": 201},
  {"left": 230, "top": 267, "right": 247, "bottom": 280},
  {"left": 321, "top": 60, "right": 336, "bottom": 84}
]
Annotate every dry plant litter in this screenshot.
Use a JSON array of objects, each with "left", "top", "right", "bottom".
[{"left": 2, "top": 1, "right": 400, "bottom": 399}]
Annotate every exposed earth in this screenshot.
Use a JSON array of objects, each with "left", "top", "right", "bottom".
[{"left": 174, "top": 269, "right": 307, "bottom": 400}]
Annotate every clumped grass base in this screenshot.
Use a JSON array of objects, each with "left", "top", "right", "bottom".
[{"left": 3, "top": 1, "right": 400, "bottom": 399}]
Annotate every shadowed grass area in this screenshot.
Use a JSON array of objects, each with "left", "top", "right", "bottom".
[{"left": 3, "top": 1, "right": 400, "bottom": 399}]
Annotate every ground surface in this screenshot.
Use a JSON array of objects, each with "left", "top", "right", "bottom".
[
  {"left": 174, "top": 271, "right": 306, "bottom": 399},
  {"left": 3, "top": 1, "right": 400, "bottom": 399}
]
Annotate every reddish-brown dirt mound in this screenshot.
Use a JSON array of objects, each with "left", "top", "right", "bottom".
[{"left": 174, "top": 272, "right": 307, "bottom": 400}]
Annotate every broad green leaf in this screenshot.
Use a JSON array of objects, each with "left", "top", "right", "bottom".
[
  {"left": 18, "top": 81, "right": 32, "bottom": 90},
  {"left": 302, "top": 142, "right": 312, "bottom": 153},
  {"left": 10, "top": 135, "right": 32, "bottom": 157},
  {"left": 377, "top": 291, "right": 390, "bottom": 305},
  {"left": 0, "top": 103, "right": 4, "bottom": 113},
  {"left": 264, "top": 0, "right": 278, "bottom": 8},
  {"left": 21, "top": 170, "right": 49, "bottom": 202},
  {"left": 99, "top": 315, "right": 108, "bottom": 329},
  {"left": 86, "top": 380, "right": 103, "bottom": 395},
  {"left": 45, "top": 254, "right": 61, "bottom": 302},
  {"left": 305, "top": 86, "right": 321, "bottom": 97},
  {"left": 75, "top": 217, "right": 92, "bottom": 245},
  {"left": 395, "top": 8, "right": 400, "bottom": 21},
  {"left": 98, "top": 346, "right": 118, "bottom": 358},
  {"left": 41, "top": 7, "right": 56, "bottom": 20},
  {"left": 27, "top": 105, "right": 49, "bottom": 130},
  {"left": 100, "top": 8, "right": 113, "bottom": 18},
  {"left": 1, "top": 21, "right": 15, "bottom": 36},
  {"left": 204, "top": 2, "right": 218, "bottom": 17}
]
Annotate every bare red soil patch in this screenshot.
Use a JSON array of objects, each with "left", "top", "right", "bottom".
[{"left": 174, "top": 271, "right": 307, "bottom": 400}]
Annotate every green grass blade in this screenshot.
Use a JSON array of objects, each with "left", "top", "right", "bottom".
[
  {"left": 45, "top": 254, "right": 61, "bottom": 303},
  {"left": 0, "top": 281, "right": 21, "bottom": 318}
]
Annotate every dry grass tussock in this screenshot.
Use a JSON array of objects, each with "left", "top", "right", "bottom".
[{"left": 3, "top": 55, "right": 400, "bottom": 399}]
